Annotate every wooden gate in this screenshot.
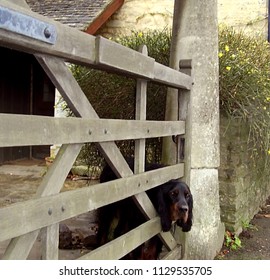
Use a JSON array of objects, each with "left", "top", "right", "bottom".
[{"left": 0, "top": 0, "right": 192, "bottom": 260}]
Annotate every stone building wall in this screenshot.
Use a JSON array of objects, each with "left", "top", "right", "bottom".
[
  {"left": 219, "top": 115, "right": 270, "bottom": 233},
  {"left": 98, "top": 0, "right": 174, "bottom": 37},
  {"left": 218, "top": 0, "right": 268, "bottom": 35},
  {"left": 98, "top": 0, "right": 268, "bottom": 38}
]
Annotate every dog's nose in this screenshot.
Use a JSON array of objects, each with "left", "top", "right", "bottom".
[{"left": 179, "top": 205, "right": 188, "bottom": 212}]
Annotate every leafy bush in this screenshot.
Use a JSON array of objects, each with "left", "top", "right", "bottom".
[
  {"left": 224, "top": 231, "right": 242, "bottom": 250},
  {"left": 71, "top": 29, "right": 171, "bottom": 121},
  {"left": 219, "top": 27, "right": 270, "bottom": 177},
  {"left": 70, "top": 29, "right": 172, "bottom": 166},
  {"left": 71, "top": 28, "right": 270, "bottom": 177}
]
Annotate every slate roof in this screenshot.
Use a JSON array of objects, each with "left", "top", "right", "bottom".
[{"left": 26, "top": 0, "right": 113, "bottom": 30}]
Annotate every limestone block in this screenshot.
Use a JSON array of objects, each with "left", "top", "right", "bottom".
[
  {"left": 183, "top": 168, "right": 224, "bottom": 259},
  {"left": 99, "top": 0, "right": 267, "bottom": 38},
  {"left": 218, "top": 0, "right": 267, "bottom": 27}
]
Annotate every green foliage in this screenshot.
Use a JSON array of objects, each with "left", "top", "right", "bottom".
[
  {"left": 219, "top": 26, "right": 270, "bottom": 179},
  {"left": 224, "top": 231, "right": 242, "bottom": 250},
  {"left": 70, "top": 27, "right": 270, "bottom": 175},
  {"left": 70, "top": 29, "right": 172, "bottom": 165},
  {"left": 241, "top": 220, "right": 258, "bottom": 231},
  {"left": 70, "top": 29, "right": 171, "bottom": 121},
  {"left": 115, "top": 29, "right": 171, "bottom": 66}
]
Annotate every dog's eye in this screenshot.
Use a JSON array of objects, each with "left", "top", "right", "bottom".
[
  {"left": 170, "top": 190, "right": 178, "bottom": 198},
  {"left": 185, "top": 192, "right": 190, "bottom": 199}
]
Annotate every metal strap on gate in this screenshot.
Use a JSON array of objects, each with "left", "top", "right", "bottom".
[{"left": 0, "top": 6, "right": 56, "bottom": 44}]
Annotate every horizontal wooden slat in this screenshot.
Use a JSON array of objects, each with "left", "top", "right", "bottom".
[
  {"left": 79, "top": 217, "right": 161, "bottom": 260},
  {"left": 0, "top": 114, "right": 185, "bottom": 147},
  {"left": 96, "top": 36, "right": 192, "bottom": 89},
  {"left": 96, "top": 36, "right": 155, "bottom": 79},
  {"left": 154, "top": 62, "right": 192, "bottom": 89},
  {"left": 0, "top": 164, "right": 184, "bottom": 242},
  {"left": 0, "top": 0, "right": 192, "bottom": 89}
]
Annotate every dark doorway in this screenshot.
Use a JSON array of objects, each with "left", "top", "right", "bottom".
[{"left": 0, "top": 47, "right": 55, "bottom": 163}]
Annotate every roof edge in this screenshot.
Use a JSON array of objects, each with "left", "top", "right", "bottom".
[{"left": 84, "top": 0, "right": 124, "bottom": 35}]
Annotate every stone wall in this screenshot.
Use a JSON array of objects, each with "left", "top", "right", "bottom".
[
  {"left": 98, "top": 0, "right": 268, "bottom": 38},
  {"left": 98, "top": 0, "right": 174, "bottom": 37},
  {"left": 219, "top": 115, "right": 270, "bottom": 233},
  {"left": 218, "top": 0, "right": 268, "bottom": 35}
]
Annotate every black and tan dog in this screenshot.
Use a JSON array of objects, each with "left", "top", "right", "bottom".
[{"left": 97, "top": 160, "right": 193, "bottom": 259}]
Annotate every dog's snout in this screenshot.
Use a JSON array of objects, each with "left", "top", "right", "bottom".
[{"left": 179, "top": 205, "right": 188, "bottom": 212}]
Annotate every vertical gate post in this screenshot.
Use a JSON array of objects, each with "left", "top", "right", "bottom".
[
  {"left": 134, "top": 45, "right": 148, "bottom": 174},
  {"left": 166, "top": 0, "right": 225, "bottom": 259}
]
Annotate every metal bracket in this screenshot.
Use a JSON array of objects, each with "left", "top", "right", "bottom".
[
  {"left": 173, "top": 135, "right": 185, "bottom": 163},
  {"left": 179, "top": 59, "right": 192, "bottom": 76},
  {"left": 0, "top": 6, "right": 57, "bottom": 44}
]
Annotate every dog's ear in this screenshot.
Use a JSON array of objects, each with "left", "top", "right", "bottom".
[
  {"left": 177, "top": 192, "right": 193, "bottom": 232},
  {"left": 156, "top": 186, "right": 172, "bottom": 232}
]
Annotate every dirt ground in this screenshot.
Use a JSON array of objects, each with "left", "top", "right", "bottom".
[
  {"left": 1, "top": 159, "right": 270, "bottom": 260},
  {"left": 0, "top": 159, "right": 97, "bottom": 259},
  {"left": 216, "top": 196, "right": 270, "bottom": 260}
]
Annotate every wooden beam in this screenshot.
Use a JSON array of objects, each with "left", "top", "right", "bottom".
[
  {"left": 96, "top": 36, "right": 192, "bottom": 89},
  {"left": 79, "top": 217, "right": 161, "bottom": 260},
  {"left": 0, "top": 114, "right": 185, "bottom": 147},
  {"left": 0, "top": 164, "right": 184, "bottom": 242},
  {"left": 41, "top": 224, "right": 59, "bottom": 260},
  {"left": 161, "top": 245, "right": 182, "bottom": 260},
  {"left": 154, "top": 62, "right": 192, "bottom": 89},
  {"left": 0, "top": 0, "right": 192, "bottom": 89},
  {"left": 134, "top": 44, "right": 148, "bottom": 174},
  {"left": 96, "top": 36, "right": 155, "bottom": 78}
]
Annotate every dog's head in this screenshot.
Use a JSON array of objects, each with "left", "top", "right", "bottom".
[{"left": 158, "top": 180, "right": 193, "bottom": 232}]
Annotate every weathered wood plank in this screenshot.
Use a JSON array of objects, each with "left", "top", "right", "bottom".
[
  {"left": 154, "top": 62, "right": 192, "bottom": 89},
  {"left": 96, "top": 36, "right": 192, "bottom": 89},
  {"left": 96, "top": 36, "right": 154, "bottom": 79},
  {"left": 134, "top": 44, "right": 147, "bottom": 174},
  {"left": 0, "top": 164, "right": 184, "bottom": 242},
  {"left": 41, "top": 224, "right": 59, "bottom": 260},
  {"left": 37, "top": 144, "right": 82, "bottom": 260},
  {"left": 2, "top": 230, "right": 40, "bottom": 260},
  {"left": 35, "top": 56, "right": 99, "bottom": 119},
  {"left": 0, "top": 114, "right": 185, "bottom": 147},
  {"left": 36, "top": 144, "right": 83, "bottom": 197},
  {"left": 78, "top": 217, "right": 161, "bottom": 260},
  {"left": 161, "top": 245, "right": 182, "bottom": 260},
  {"left": 0, "top": 1, "right": 192, "bottom": 89},
  {"left": 3, "top": 144, "right": 82, "bottom": 259}
]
